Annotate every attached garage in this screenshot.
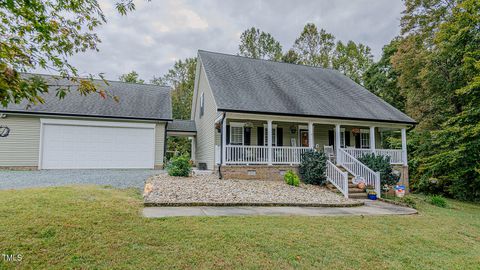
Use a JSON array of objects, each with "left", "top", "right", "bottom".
[
  {"left": 0, "top": 74, "right": 172, "bottom": 170},
  {"left": 40, "top": 119, "right": 156, "bottom": 169}
]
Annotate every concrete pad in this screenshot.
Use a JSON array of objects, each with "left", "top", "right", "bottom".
[{"left": 143, "top": 200, "right": 417, "bottom": 218}]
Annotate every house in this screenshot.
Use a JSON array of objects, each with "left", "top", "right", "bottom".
[
  {"left": 191, "top": 50, "right": 416, "bottom": 197},
  {"left": 0, "top": 74, "right": 173, "bottom": 170}
]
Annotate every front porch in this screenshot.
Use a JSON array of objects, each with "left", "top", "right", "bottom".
[{"left": 215, "top": 117, "right": 408, "bottom": 167}]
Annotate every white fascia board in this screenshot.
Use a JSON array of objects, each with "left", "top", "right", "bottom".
[{"left": 40, "top": 118, "right": 156, "bottom": 129}]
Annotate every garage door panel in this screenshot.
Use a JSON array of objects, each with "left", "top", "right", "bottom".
[{"left": 41, "top": 123, "right": 155, "bottom": 169}]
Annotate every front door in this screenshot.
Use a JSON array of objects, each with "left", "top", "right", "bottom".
[{"left": 300, "top": 130, "right": 309, "bottom": 147}]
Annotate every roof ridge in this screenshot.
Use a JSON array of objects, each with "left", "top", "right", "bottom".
[
  {"left": 20, "top": 72, "right": 170, "bottom": 89},
  {"left": 197, "top": 49, "right": 338, "bottom": 71}
]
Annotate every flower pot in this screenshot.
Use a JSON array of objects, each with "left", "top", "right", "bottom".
[
  {"left": 357, "top": 182, "right": 366, "bottom": 189},
  {"left": 367, "top": 194, "right": 377, "bottom": 200}
]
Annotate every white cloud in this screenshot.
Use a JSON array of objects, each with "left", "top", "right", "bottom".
[{"left": 63, "top": 0, "right": 404, "bottom": 82}]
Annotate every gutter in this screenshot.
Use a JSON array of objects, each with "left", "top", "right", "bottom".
[
  {"left": 218, "top": 112, "right": 226, "bottom": 179},
  {"left": 163, "top": 121, "right": 169, "bottom": 168}
]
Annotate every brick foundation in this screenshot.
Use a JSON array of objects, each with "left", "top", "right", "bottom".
[{"left": 219, "top": 165, "right": 299, "bottom": 181}]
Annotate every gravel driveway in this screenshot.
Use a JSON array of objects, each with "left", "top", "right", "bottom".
[{"left": 0, "top": 169, "right": 165, "bottom": 190}]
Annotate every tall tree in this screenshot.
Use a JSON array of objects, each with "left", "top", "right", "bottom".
[
  {"left": 292, "top": 23, "right": 335, "bottom": 67},
  {"left": 0, "top": 0, "right": 137, "bottom": 107},
  {"left": 392, "top": 0, "right": 480, "bottom": 201},
  {"left": 119, "top": 71, "right": 145, "bottom": 84},
  {"left": 332, "top": 40, "right": 373, "bottom": 85},
  {"left": 152, "top": 58, "right": 197, "bottom": 158},
  {"left": 363, "top": 39, "right": 405, "bottom": 111},
  {"left": 238, "top": 27, "right": 283, "bottom": 60}
]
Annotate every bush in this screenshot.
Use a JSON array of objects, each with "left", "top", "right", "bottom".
[
  {"left": 358, "top": 153, "right": 400, "bottom": 186},
  {"left": 299, "top": 150, "right": 327, "bottom": 185},
  {"left": 166, "top": 155, "right": 192, "bottom": 177},
  {"left": 400, "top": 196, "right": 417, "bottom": 209},
  {"left": 284, "top": 170, "right": 300, "bottom": 187},
  {"left": 429, "top": 195, "right": 447, "bottom": 208}
]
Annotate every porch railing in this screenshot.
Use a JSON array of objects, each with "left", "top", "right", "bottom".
[
  {"left": 272, "top": 146, "right": 311, "bottom": 164},
  {"left": 342, "top": 148, "right": 404, "bottom": 165},
  {"left": 224, "top": 145, "right": 311, "bottom": 165},
  {"left": 225, "top": 145, "right": 269, "bottom": 164},
  {"left": 338, "top": 148, "right": 381, "bottom": 197},
  {"left": 326, "top": 159, "right": 349, "bottom": 198}
]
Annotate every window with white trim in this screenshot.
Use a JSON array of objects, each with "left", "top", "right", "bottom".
[
  {"left": 264, "top": 124, "right": 277, "bottom": 146},
  {"left": 230, "top": 123, "right": 244, "bottom": 145},
  {"left": 360, "top": 129, "right": 370, "bottom": 149},
  {"left": 200, "top": 92, "right": 205, "bottom": 117},
  {"left": 340, "top": 128, "right": 346, "bottom": 148}
]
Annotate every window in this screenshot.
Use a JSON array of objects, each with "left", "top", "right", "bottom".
[
  {"left": 200, "top": 92, "right": 204, "bottom": 117},
  {"left": 230, "top": 123, "right": 244, "bottom": 145},
  {"left": 340, "top": 128, "right": 346, "bottom": 148},
  {"left": 264, "top": 124, "right": 277, "bottom": 146},
  {"left": 360, "top": 129, "right": 370, "bottom": 149}
]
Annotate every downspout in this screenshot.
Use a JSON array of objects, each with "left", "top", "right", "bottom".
[
  {"left": 218, "top": 113, "right": 226, "bottom": 179},
  {"left": 163, "top": 121, "right": 169, "bottom": 169}
]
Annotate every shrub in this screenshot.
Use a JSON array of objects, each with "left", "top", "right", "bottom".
[
  {"left": 299, "top": 150, "right": 327, "bottom": 185},
  {"left": 166, "top": 155, "right": 192, "bottom": 177},
  {"left": 429, "top": 195, "right": 447, "bottom": 208},
  {"left": 284, "top": 170, "right": 300, "bottom": 187},
  {"left": 400, "top": 196, "right": 417, "bottom": 209},
  {"left": 358, "top": 153, "right": 400, "bottom": 186}
]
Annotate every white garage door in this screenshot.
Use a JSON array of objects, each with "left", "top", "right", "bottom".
[{"left": 40, "top": 119, "right": 155, "bottom": 169}]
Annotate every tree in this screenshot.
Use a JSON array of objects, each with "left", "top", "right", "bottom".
[
  {"left": 363, "top": 38, "right": 405, "bottom": 111},
  {"left": 152, "top": 58, "right": 197, "bottom": 158},
  {"left": 119, "top": 71, "right": 145, "bottom": 84},
  {"left": 292, "top": 23, "right": 335, "bottom": 67},
  {"left": 332, "top": 40, "right": 373, "bottom": 85},
  {"left": 238, "top": 27, "right": 283, "bottom": 61},
  {"left": 0, "top": 0, "right": 137, "bottom": 107}
]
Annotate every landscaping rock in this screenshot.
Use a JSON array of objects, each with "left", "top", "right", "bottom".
[{"left": 144, "top": 174, "right": 358, "bottom": 206}]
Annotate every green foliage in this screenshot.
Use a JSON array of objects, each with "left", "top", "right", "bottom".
[
  {"left": 239, "top": 27, "right": 283, "bottom": 61},
  {"left": 429, "top": 195, "right": 448, "bottom": 208},
  {"left": 358, "top": 153, "right": 400, "bottom": 186},
  {"left": 400, "top": 196, "right": 417, "bottom": 209},
  {"left": 152, "top": 58, "right": 197, "bottom": 120},
  {"left": 299, "top": 150, "right": 327, "bottom": 185},
  {"left": 119, "top": 71, "right": 145, "bottom": 84},
  {"left": 166, "top": 156, "right": 192, "bottom": 177},
  {"left": 284, "top": 170, "right": 300, "bottom": 187},
  {"left": 332, "top": 40, "right": 374, "bottom": 85},
  {"left": 293, "top": 23, "right": 336, "bottom": 68},
  {"left": 165, "top": 137, "right": 191, "bottom": 161},
  {"left": 363, "top": 38, "right": 406, "bottom": 111},
  {"left": 0, "top": 0, "right": 136, "bottom": 106}
]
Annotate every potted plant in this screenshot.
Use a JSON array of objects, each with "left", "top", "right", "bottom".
[{"left": 367, "top": 190, "right": 377, "bottom": 200}]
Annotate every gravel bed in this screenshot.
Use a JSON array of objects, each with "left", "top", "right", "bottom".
[{"left": 144, "top": 174, "right": 358, "bottom": 206}]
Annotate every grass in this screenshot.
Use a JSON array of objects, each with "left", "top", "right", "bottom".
[{"left": 0, "top": 186, "right": 479, "bottom": 269}]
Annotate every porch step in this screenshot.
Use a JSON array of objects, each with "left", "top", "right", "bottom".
[
  {"left": 349, "top": 188, "right": 365, "bottom": 193},
  {"left": 348, "top": 192, "right": 368, "bottom": 199}
]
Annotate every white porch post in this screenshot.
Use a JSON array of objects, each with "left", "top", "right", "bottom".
[
  {"left": 308, "top": 122, "right": 314, "bottom": 149},
  {"left": 222, "top": 117, "right": 227, "bottom": 165},
  {"left": 267, "top": 120, "right": 273, "bottom": 165},
  {"left": 190, "top": 137, "right": 196, "bottom": 164},
  {"left": 401, "top": 128, "right": 408, "bottom": 166},
  {"left": 335, "top": 124, "right": 341, "bottom": 164},
  {"left": 370, "top": 126, "right": 376, "bottom": 154}
]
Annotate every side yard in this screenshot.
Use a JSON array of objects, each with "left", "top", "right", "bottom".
[{"left": 0, "top": 186, "right": 479, "bottom": 269}]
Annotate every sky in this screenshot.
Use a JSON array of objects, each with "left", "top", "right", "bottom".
[{"left": 67, "top": 0, "right": 405, "bottom": 82}]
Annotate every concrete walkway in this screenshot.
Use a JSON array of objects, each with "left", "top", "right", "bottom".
[{"left": 143, "top": 200, "right": 417, "bottom": 217}]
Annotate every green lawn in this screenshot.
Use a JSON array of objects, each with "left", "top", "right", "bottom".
[{"left": 0, "top": 186, "right": 479, "bottom": 269}]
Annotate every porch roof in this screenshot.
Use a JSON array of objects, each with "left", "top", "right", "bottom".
[
  {"left": 199, "top": 50, "right": 416, "bottom": 125},
  {"left": 167, "top": 120, "right": 196, "bottom": 133}
]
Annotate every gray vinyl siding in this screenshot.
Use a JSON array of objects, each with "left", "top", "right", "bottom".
[
  {"left": 194, "top": 63, "right": 218, "bottom": 170},
  {"left": 154, "top": 123, "right": 166, "bottom": 166},
  {"left": 0, "top": 115, "right": 40, "bottom": 167}
]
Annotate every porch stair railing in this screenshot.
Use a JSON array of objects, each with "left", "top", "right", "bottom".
[
  {"left": 342, "top": 148, "right": 403, "bottom": 165},
  {"left": 338, "top": 148, "right": 381, "bottom": 198},
  {"left": 325, "top": 159, "right": 349, "bottom": 198}
]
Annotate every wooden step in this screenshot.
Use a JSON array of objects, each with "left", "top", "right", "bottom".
[
  {"left": 348, "top": 183, "right": 357, "bottom": 188},
  {"left": 348, "top": 192, "right": 368, "bottom": 199},
  {"left": 348, "top": 188, "right": 365, "bottom": 193}
]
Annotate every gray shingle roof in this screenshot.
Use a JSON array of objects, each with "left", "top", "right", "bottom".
[
  {"left": 2, "top": 74, "right": 172, "bottom": 120},
  {"left": 199, "top": 50, "right": 416, "bottom": 124},
  {"left": 167, "top": 120, "right": 196, "bottom": 133}
]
